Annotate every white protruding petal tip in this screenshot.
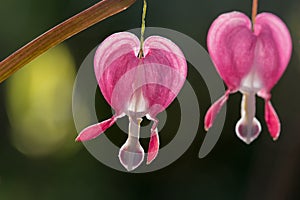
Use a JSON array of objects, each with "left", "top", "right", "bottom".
[
  {"left": 235, "top": 117, "right": 261, "bottom": 144},
  {"left": 118, "top": 138, "right": 144, "bottom": 171}
]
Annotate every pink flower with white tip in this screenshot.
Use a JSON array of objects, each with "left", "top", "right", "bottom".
[
  {"left": 76, "top": 0, "right": 187, "bottom": 171},
  {"left": 204, "top": 9, "right": 292, "bottom": 144},
  {"left": 75, "top": 31, "right": 187, "bottom": 171}
]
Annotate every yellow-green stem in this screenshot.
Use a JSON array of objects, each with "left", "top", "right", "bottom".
[{"left": 138, "top": 0, "right": 147, "bottom": 58}]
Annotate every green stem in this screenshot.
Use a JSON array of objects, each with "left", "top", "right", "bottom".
[
  {"left": 0, "top": 0, "right": 136, "bottom": 83},
  {"left": 138, "top": 0, "right": 147, "bottom": 58}
]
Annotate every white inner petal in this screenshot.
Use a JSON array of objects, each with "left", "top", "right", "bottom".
[
  {"left": 128, "top": 88, "right": 148, "bottom": 113},
  {"left": 235, "top": 92, "right": 261, "bottom": 144},
  {"left": 240, "top": 68, "right": 262, "bottom": 93},
  {"left": 240, "top": 41, "right": 264, "bottom": 94},
  {"left": 118, "top": 117, "right": 144, "bottom": 171}
]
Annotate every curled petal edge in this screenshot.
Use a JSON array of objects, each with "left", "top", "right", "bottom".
[
  {"left": 258, "top": 91, "right": 281, "bottom": 141},
  {"left": 75, "top": 114, "right": 122, "bottom": 142},
  {"left": 265, "top": 100, "right": 281, "bottom": 140},
  {"left": 204, "top": 90, "right": 231, "bottom": 131},
  {"left": 146, "top": 115, "right": 160, "bottom": 164}
]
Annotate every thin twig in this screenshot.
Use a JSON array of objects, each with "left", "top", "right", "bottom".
[
  {"left": 138, "top": 0, "right": 147, "bottom": 58},
  {"left": 0, "top": 0, "right": 136, "bottom": 83},
  {"left": 251, "top": 0, "right": 258, "bottom": 31}
]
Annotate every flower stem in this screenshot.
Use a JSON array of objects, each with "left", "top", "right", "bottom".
[
  {"left": 138, "top": 0, "right": 147, "bottom": 58},
  {"left": 0, "top": 0, "right": 136, "bottom": 83},
  {"left": 251, "top": 0, "right": 258, "bottom": 31}
]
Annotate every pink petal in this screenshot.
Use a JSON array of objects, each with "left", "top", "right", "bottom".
[
  {"left": 205, "top": 90, "right": 231, "bottom": 131},
  {"left": 94, "top": 32, "right": 140, "bottom": 111},
  {"left": 207, "top": 12, "right": 256, "bottom": 90},
  {"left": 143, "top": 36, "right": 187, "bottom": 115},
  {"left": 147, "top": 128, "right": 159, "bottom": 165},
  {"left": 94, "top": 32, "right": 187, "bottom": 116},
  {"left": 146, "top": 115, "right": 159, "bottom": 164},
  {"left": 143, "top": 36, "right": 187, "bottom": 77},
  {"left": 75, "top": 116, "right": 117, "bottom": 142},
  {"left": 254, "top": 13, "right": 292, "bottom": 91},
  {"left": 265, "top": 100, "right": 280, "bottom": 140}
]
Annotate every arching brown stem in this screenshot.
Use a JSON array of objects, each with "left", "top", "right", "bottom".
[
  {"left": 0, "top": 0, "right": 136, "bottom": 83},
  {"left": 252, "top": 0, "right": 258, "bottom": 31}
]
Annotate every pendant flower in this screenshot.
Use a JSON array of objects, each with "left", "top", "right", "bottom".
[
  {"left": 204, "top": 11, "right": 292, "bottom": 144},
  {"left": 76, "top": 32, "right": 187, "bottom": 171}
]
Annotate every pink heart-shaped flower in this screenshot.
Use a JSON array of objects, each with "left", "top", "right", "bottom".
[
  {"left": 76, "top": 32, "right": 187, "bottom": 171},
  {"left": 205, "top": 11, "right": 292, "bottom": 144}
]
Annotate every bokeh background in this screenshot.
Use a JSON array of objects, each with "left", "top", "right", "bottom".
[{"left": 1, "top": 0, "right": 300, "bottom": 199}]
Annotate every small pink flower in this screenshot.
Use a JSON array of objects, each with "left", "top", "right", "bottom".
[
  {"left": 76, "top": 32, "right": 187, "bottom": 171},
  {"left": 205, "top": 11, "right": 292, "bottom": 144}
]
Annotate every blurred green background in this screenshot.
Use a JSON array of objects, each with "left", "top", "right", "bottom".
[{"left": 1, "top": 0, "right": 300, "bottom": 199}]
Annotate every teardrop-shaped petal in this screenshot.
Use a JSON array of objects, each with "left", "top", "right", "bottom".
[
  {"left": 204, "top": 90, "right": 230, "bottom": 131},
  {"left": 75, "top": 116, "right": 118, "bottom": 142},
  {"left": 145, "top": 114, "right": 159, "bottom": 164},
  {"left": 235, "top": 117, "right": 261, "bottom": 144},
  {"left": 265, "top": 100, "right": 280, "bottom": 140},
  {"left": 254, "top": 13, "right": 292, "bottom": 91},
  {"left": 207, "top": 12, "right": 256, "bottom": 90},
  {"left": 147, "top": 128, "right": 159, "bottom": 165},
  {"left": 118, "top": 137, "right": 145, "bottom": 171}
]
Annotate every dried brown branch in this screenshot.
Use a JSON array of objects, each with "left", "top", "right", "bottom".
[
  {"left": 251, "top": 0, "right": 258, "bottom": 31},
  {"left": 0, "top": 0, "right": 136, "bottom": 83}
]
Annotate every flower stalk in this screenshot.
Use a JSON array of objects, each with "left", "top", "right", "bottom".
[
  {"left": 252, "top": 0, "right": 258, "bottom": 31},
  {"left": 0, "top": 0, "right": 136, "bottom": 83},
  {"left": 138, "top": 0, "right": 147, "bottom": 58}
]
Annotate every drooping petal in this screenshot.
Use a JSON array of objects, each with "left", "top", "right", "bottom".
[
  {"left": 205, "top": 90, "right": 231, "bottom": 131},
  {"left": 255, "top": 13, "right": 292, "bottom": 91},
  {"left": 265, "top": 100, "right": 280, "bottom": 140},
  {"left": 147, "top": 129, "right": 159, "bottom": 165},
  {"left": 207, "top": 11, "right": 256, "bottom": 90},
  {"left": 146, "top": 114, "right": 159, "bottom": 164},
  {"left": 75, "top": 115, "right": 118, "bottom": 142}
]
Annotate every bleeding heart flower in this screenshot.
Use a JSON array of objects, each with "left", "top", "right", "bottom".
[
  {"left": 76, "top": 32, "right": 187, "bottom": 171},
  {"left": 204, "top": 11, "right": 292, "bottom": 144}
]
